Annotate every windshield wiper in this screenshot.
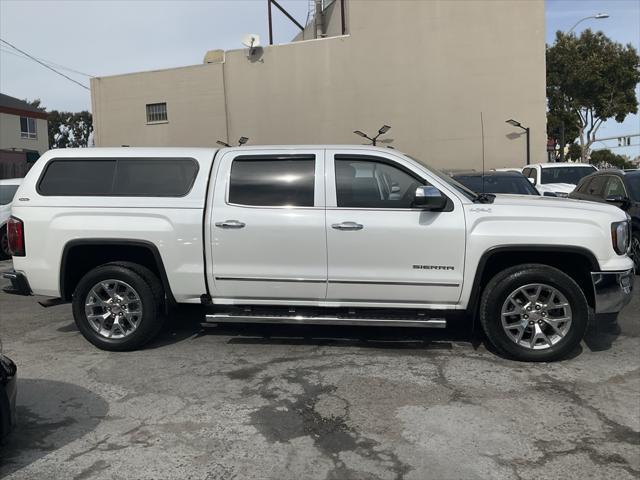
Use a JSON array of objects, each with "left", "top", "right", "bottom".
[{"left": 473, "top": 193, "right": 496, "bottom": 204}]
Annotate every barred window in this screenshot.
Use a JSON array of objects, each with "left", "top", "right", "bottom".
[{"left": 146, "top": 102, "right": 168, "bottom": 123}]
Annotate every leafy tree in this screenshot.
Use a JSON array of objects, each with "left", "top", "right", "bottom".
[
  {"left": 547, "top": 29, "right": 640, "bottom": 162},
  {"left": 566, "top": 143, "right": 582, "bottom": 161},
  {"left": 590, "top": 149, "right": 634, "bottom": 170},
  {"left": 48, "top": 110, "right": 93, "bottom": 148},
  {"left": 25, "top": 99, "right": 93, "bottom": 148}
]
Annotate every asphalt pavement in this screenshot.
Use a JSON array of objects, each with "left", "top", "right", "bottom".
[{"left": 0, "top": 258, "right": 638, "bottom": 480}]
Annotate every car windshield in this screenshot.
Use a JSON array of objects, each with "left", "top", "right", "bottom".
[
  {"left": 626, "top": 174, "right": 640, "bottom": 201},
  {"left": 541, "top": 166, "right": 596, "bottom": 185},
  {"left": 406, "top": 155, "right": 477, "bottom": 201},
  {"left": 454, "top": 175, "right": 539, "bottom": 195},
  {"left": 0, "top": 185, "right": 19, "bottom": 205}
]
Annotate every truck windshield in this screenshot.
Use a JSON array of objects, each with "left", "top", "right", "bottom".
[
  {"left": 0, "top": 185, "right": 19, "bottom": 205},
  {"left": 541, "top": 166, "right": 596, "bottom": 185},
  {"left": 406, "top": 155, "right": 477, "bottom": 201}
]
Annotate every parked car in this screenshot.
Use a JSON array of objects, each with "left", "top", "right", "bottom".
[
  {"left": 569, "top": 169, "right": 640, "bottom": 270},
  {"left": 522, "top": 163, "right": 597, "bottom": 197},
  {"left": 0, "top": 178, "right": 22, "bottom": 259},
  {"left": 0, "top": 348, "right": 17, "bottom": 441},
  {"left": 452, "top": 171, "right": 540, "bottom": 196},
  {"left": 2, "top": 146, "right": 634, "bottom": 362}
]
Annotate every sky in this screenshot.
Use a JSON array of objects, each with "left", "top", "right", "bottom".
[{"left": 0, "top": 0, "right": 639, "bottom": 157}]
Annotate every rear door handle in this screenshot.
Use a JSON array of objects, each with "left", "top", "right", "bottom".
[
  {"left": 331, "top": 221, "right": 363, "bottom": 231},
  {"left": 215, "top": 220, "right": 246, "bottom": 229}
]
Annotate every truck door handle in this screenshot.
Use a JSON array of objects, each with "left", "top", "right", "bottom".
[
  {"left": 331, "top": 221, "right": 363, "bottom": 231},
  {"left": 215, "top": 220, "right": 246, "bottom": 229}
]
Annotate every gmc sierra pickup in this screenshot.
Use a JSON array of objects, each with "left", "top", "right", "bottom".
[{"left": 3, "top": 146, "right": 634, "bottom": 361}]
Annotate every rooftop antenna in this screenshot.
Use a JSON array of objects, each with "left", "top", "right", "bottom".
[
  {"left": 241, "top": 34, "right": 260, "bottom": 56},
  {"left": 480, "top": 112, "right": 486, "bottom": 194}
]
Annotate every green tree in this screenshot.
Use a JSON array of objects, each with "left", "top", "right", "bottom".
[
  {"left": 25, "top": 99, "right": 93, "bottom": 148},
  {"left": 546, "top": 29, "right": 640, "bottom": 162},
  {"left": 590, "top": 149, "right": 634, "bottom": 169}
]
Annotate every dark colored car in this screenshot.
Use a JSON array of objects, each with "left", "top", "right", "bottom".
[
  {"left": 569, "top": 170, "right": 640, "bottom": 270},
  {"left": 452, "top": 171, "right": 540, "bottom": 196},
  {"left": 0, "top": 352, "right": 17, "bottom": 441}
]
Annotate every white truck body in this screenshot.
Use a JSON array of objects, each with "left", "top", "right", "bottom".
[
  {"left": 3, "top": 146, "right": 634, "bottom": 361},
  {"left": 522, "top": 163, "right": 597, "bottom": 197}
]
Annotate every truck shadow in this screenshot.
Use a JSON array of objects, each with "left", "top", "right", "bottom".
[
  {"left": 0, "top": 379, "right": 108, "bottom": 477},
  {"left": 149, "top": 307, "right": 623, "bottom": 358},
  {"left": 148, "top": 306, "right": 482, "bottom": 352}
]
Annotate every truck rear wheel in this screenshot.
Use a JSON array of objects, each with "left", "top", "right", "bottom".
[
  {"left": 72, "top": 263, "right": 165, "bottom": 351},
  {"left": 479, "top": 264, "right": 589, "bottom": 362}
]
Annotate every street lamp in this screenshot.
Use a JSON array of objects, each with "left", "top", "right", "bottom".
[
  {"left": 353, "top": 125, "right": 391, "bottom": 146},
  {"left": 568, "top": 13, "right": 609, "bottom": 34},
  {"left": 506, "top": 119, "right": 531, "bottom": 166},
  {"left": 216, "top": 136, "right": 250, "bottom": 147}
]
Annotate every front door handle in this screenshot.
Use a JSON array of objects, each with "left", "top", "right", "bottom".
[
  {"left": 331, "top": 221, "right": 363, "bottom": 231},
  {"left": 215, "top": 220, "right": 246, "bottom": 229}
]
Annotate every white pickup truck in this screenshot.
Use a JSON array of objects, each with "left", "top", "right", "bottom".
[{"left": 3, "top": 146, "right": 634, "bottom": 362}]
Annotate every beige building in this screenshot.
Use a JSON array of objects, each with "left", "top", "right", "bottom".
[
  {"left": 0, "top": 94, "right": 49, "bottom": 178},
  {"left": 91, "top": 0, "right": 547, "bottom": 170}
]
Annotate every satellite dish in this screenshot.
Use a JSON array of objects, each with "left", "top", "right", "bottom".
[{"left": 241, "top": 34, "right": 260, "bottom": 48}]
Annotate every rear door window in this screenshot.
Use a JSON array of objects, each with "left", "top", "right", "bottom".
[
  {"left": 229, "top": 156, "right": 315, "bottom": 207},
  {"left": 38, "top": 158, "right": 198, "bottom": 196}
]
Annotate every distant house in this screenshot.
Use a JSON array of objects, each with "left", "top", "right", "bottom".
[{"left": 0, "top": 93, "right": 49, "bottom": 179}]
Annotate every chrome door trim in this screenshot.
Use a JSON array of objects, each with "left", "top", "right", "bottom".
[
  {"left": 328, "top": 279, "right": 460, "bottom": 287},
  {"left": 215, "top": 276, "right": 326, "bottom": 283}
]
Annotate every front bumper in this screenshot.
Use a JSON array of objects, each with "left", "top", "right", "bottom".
[
  {"left": 1, "top": 269, "right": 32, "bottom": 296},
  {"left": 591, "top": 269, "right": 634, "bottom": 314}
]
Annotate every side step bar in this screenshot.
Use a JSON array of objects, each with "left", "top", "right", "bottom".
[{"left": 205, "top": 313, "right": 446, "bottom": 329}]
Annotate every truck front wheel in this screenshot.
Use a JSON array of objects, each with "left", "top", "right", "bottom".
[
  {"left": 479, "top": 264, "right": 589, "bottom": 362},
  {"left": 72, "top": 263, "right": 165, "bottom": 351}
]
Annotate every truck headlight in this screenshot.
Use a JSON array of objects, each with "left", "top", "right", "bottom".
[{"left": 611, "top": 220, "right": 631, "bottom": 255}]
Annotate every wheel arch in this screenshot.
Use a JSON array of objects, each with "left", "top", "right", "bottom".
[
  {"left": 467, "top": 245, "right": 599, "bottom": 316},
  {"left": 60, "top": 239, "right": 175, "bottom": 304}
]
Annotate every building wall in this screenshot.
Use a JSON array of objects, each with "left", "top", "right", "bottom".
[
  {"left": 91, "top": 0, "right": 546, "bottom": 170},
  {"left": 91, "top": 64, "right": 228, "bottom": 147},
  {"left": 0, "top": 112, "right": 49, "bottom": 154}
]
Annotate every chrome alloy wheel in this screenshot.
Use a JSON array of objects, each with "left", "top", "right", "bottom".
[
  {"left": 84, "top": 280, "right": 143, "bottom": 339},
  {"left": 501, "top": 283, "right": 572, "bottom": 350}
]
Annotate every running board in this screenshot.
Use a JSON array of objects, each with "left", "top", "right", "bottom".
[{"left": 205, "top": 313, "right": 446, "bottom": 329}]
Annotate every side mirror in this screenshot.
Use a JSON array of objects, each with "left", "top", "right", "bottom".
[
  {"left": 543, "top": 192, "right": 558, "bottom": 197},
  {"left": 606, "top": 195, "right": 631, "bottom": 210},
  {"left": 528, "top": 177, "right": 537, "bottom": 186},
  {"left": 413, "top": 186, "right": 447, "bottom": 211}
]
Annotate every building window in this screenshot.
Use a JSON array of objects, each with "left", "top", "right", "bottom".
[
  {"left": 146, "top": 103, "right": 168, "bottom": 123},
  {"left": 20, "top": 117, "right": 37, "bottom": 139}
]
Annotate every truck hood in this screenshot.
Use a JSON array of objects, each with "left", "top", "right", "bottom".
[
  {"left": 487, "top": 194, "right": 627, "bottom": 220},
  {"left": 536, "top": 183, "right": 576, "bottom": 194}
]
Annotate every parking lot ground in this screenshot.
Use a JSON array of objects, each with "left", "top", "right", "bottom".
[{"left": 0, "top": 258, "right": 638, "bottom": 480}]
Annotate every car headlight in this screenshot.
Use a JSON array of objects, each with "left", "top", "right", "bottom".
[
  {"left": 611, "top": 220, "right": 631, "bottom": 255},
  {"left": 555, "top": 192, "right": 569, "bottom": 198}
]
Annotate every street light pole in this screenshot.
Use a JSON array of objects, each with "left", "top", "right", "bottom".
[
  {"left": 506, "top": 119, "right": 531, "bottom": 166},
  {"left": 555, "top": 13, "right": 609, "bottom": 162},
  {"left": 568, "top": 13, "right": 609, "bottom": 34}
]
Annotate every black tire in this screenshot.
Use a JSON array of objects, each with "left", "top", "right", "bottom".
[
  {"left": 0, "top": 227, "right": 10, "bottom": 260},
  {"left": 72, "top": 263, "right": 165, "bottom": 351},
  {"left": 631, "top": 232, "right": 640, "bottom": 275},
  {"left": 479, "top": 264, "right": 589, "bottom": 362}
]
